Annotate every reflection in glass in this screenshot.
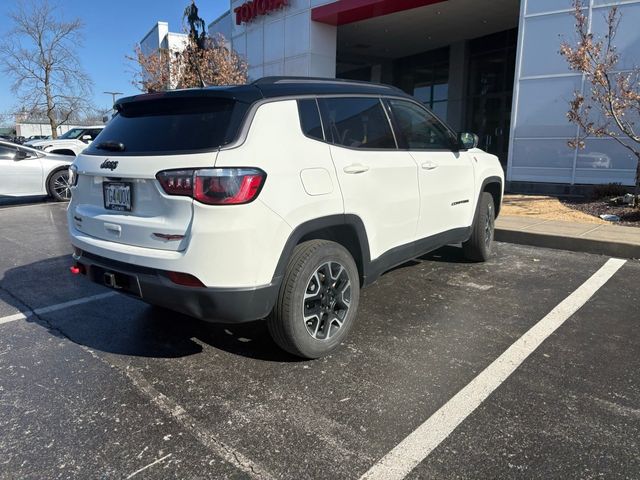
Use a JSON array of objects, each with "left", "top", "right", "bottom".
[{"left": 466, "top": 29, "right": 517, "bottom": 167}]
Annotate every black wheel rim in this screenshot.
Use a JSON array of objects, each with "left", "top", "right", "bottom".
[
  {"left": 303, "top": 261, "right": 351, "bottom": 340},
  {"left": 485, "top": 203, "right": 494, "bottom": 247},
  {"left": 52, "top": 172, "right": 71, "bottom": 200}
]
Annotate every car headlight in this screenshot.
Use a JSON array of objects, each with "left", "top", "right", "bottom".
[{"left": 68, "top": 164, "right": 78, "bottom": 186}]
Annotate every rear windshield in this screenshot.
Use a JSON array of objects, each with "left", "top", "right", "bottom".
[{"left": 84, "top": 97, "right": 249, "bottom": 156}]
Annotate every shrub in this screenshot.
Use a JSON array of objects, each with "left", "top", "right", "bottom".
[{"left": 592, "top": 183, "right": 629, "bottom": 200}]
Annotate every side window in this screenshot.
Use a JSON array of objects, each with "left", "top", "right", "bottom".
[
  {"left": 297, "top": 99, "right": 324, "bottom": 141},
  {"left": 319, "top": 97, "right": 396, "bottom": 150},
  {"left": 17, "top": 148, "right": 37, "bottom": 159},
  {"left": 0, "top": 145, "right": 17, "bottom": 160},
  {"left": 88, "top": 129, "right": 102, "bottom": 139},
  {"left": 389, "top": 99, "right": 456, "bottom": 150}
]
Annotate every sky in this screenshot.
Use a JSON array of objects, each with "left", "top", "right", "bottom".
[{"left": 0, "top": 0, "right": 230, "bottom": 117}]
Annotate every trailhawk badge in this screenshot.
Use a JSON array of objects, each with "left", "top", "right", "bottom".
[{"left": 100, "top": 159, "right": 119, "bottom": 171}]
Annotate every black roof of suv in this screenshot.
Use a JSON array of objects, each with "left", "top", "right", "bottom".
[
  {"left": 115, "top": 77, "right": 411, "bottom": 109},
  {"left": 94, "top": 78, "right": 414, "bottom": 157}
]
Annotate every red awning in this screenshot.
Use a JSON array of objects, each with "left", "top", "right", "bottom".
[{"left": 311, "top": 0, "right": 448, "bottom": 26}]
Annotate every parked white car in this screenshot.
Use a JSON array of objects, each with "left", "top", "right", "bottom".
[
  {"left": 0, "top": 140, "right": 74, "bottom": 201},
  {"left": 67, "top": 78, "right": 504, "bottom": 358},
  {"left": 23, "top": 135, "right": 50, "bottom": 144},
  {"left": 29, "top": 126, "right": 104, "bottom": 156}
]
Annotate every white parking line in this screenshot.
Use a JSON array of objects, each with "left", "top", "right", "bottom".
[
  {"left": 0, "top": 292, "right": 117, "bottom": 326},
  {"left": 120, "top": 362, "right": 276, "bottom": 480},
  {"left": 0, "top": 312, "right": 29, "bottom": 325},
  {"left": 360, "top": 257, "right": 627, "bottom": 480},
  {"left": 125, "top": 453, "right": 172, "bottom": 479},
  {"left": 0, "top": 288, "right": 275, "bottom": 478}
]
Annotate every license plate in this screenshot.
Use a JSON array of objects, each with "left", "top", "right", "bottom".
[{"left": 103, "top": 182, "right": 132, "bottom": 211}]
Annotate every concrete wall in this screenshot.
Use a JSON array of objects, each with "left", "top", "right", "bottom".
[
  {"left": 209, "top": 11, "right": 233, "bottom": 41},
  {"left": 141, "top": 22, "right": 187, "bottom": 54},
  {"left": 16, "top": 123, "right": 84, "bottom": 138},
  {"left": 210, "top": 0, "right": 337, "bottom": 80},
  {"left": 140, "top": 22, "right": 169, "bottom": 56},
  {"left": 139, "top": 22, "right": 188, "bottom": 89},
  {"left": 508, "top": 0, "right": 640, "bottom": 186}
]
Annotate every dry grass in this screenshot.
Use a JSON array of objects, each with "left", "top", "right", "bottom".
[{"left": 501, "top": 195, "right": 605, "bottom": 224}]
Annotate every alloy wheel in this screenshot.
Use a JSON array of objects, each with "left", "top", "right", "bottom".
[
  {"left": 52, "top": 172, "right": 71, "bottom": 200},
  {"left": 302, "top": 261, "right": 352, "bottom": 340},
  {"left": 485, "top": 203, "right": 494, "bottom": 247}
]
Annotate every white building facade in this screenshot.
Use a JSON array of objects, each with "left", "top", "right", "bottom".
[
  {"left": 140, "top": 22, "right": 189, "bottom": 90},
  {"left": 209, "top": 1, "right": 337, "bottom": 80},
  {"left": 140, "top": 21, "right": 188, "bottom": 56},
  {"left": 509, "top": 0, "right": 640, "bottom": 187},
  {"left": 186, "top": 0, "right": 639, "bottom": 190}
]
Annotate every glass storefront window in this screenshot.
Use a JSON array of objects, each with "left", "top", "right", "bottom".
[
  {"left": 413, "top": 85, "right": 432, "bottom": 104},
  {"left": 394, "top": 47, "right": 450, "bottom": 121},
  {"left": 413, "top": 82, "right": 449, "bottom": 121},
  {"left": 466, "top": 29, "right": 518, "bottom": 167},
  {"left": 433, "top": 83, "right": 448, "bottom": 102},
  {"left": 431, "top": 101, "right": 448, "bottom": 121}
]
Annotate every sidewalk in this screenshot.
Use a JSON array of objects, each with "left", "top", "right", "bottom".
[{"left": 495, "top": 215, "right": 640, "bottom": 260}]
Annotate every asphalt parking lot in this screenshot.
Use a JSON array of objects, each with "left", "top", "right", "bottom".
[{"left": 0, "top": 202, "right": 638, "bottom": 480}]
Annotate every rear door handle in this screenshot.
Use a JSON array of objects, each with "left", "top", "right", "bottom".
[
  {"left": 421, "top": 161, "right": 438, "bottom": 171},
  {"left": 343, "top": 164, "right": 370, "bottom": 174}
]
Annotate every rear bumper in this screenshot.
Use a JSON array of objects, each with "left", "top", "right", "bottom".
[{"left": 72, "top": 251, "right": 279, "bottom": 323}]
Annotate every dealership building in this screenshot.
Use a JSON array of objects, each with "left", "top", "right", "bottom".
[{"left": 206, "top": 0, "right": 640, "bottom": 189}]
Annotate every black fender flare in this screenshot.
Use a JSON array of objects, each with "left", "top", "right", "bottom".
[
  {"left": 271, "top": 214, "right": 372, "bottom": 285},
  {"left": 471, "top": 176, "right": 503, "bottom": 231}
]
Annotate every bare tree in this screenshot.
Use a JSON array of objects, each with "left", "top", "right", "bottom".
[
  {"left": 0, "top": 112, "right": 13, "bottom": 128},
  {"left": 130, "top": 34, "right": 247, "bottom": 93},
  {"left": 560, "top": 0, "right": 640, "bottom": 206},
  {"left": 0, "top": 0, "right": 93, "bottom": 138},
  {"left": 129, "top": 45, "right": 174, "bottom": 93},
  {"left": 129, "top": 1, "right": 247, "bottom": 93},
  {"left": 176, "top": 34, "right": 248, "bottom": 89}
]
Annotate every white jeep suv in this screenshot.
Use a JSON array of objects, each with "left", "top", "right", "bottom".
[
  {"left": 67, "top": 78, "right": 504, "bottom": 358},
  {"left": 30, "top": 126, "right": 104, "bottom": 156}
]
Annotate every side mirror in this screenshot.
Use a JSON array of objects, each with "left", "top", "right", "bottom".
[
  {"left": 81, "top": 135, "right": 92, "bottom": 142},
  {"left": 458, "top": 132, "right": 479, "bottom": 150},
  {"left": 14, "top": 149, "right": 28, "bottom": 161}
]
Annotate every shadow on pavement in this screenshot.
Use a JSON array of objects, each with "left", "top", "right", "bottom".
[
  {"left": 2, "top": 246, "right": 470, "bottom": 363},
  {"left": 1, "top": 256, "right": 301, "bottom": 363},
  {"left": 0, "top": 195, "right": 52, "bottom": 208},
  {"left": 420, "top": 244, "right": 476, "bottom": 264}
]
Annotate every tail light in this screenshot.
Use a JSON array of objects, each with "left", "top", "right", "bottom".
[
  {"left": 156, "top": 168, "right": 266, "bottom": 205},
  {"left": 156, "top": 169, "right": 194, "bottom": 196}
]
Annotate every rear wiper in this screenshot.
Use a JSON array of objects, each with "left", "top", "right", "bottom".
[{"left": 95, "top": 141, "right": 125, "bottom": 152}]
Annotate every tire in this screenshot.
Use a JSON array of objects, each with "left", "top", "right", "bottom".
[
  {"left": 267, "top": 240, "right": 360, "bottom": 359},
  {"left": 463, "top": 192, "right": 496, "bottom": 262},
  {"left": 47, "top": 168, "right": 72, "bottom": 202}
]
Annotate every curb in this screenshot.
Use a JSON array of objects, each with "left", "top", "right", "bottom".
[{"left": 495, "top": 227, "right": 640, "bottom": 260}]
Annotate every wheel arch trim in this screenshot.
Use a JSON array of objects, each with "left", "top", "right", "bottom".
[
  {"left": 474, "top": 176, "right": 503, "bottom": 226},
  {"left": 271, "top": 214, "right": 372, "bottom": 286}
]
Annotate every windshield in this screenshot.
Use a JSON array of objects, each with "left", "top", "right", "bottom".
[{"left": 58, "top": 128, "right": 84, "bottom": 140}]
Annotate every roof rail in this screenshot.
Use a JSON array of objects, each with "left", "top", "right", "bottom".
[{"left": 252, "top": 76, "right": 399, "bottom": 91}]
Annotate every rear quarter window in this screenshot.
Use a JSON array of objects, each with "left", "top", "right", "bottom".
[
  {"left": 297, "top": 99, "right": 325, "bottom": 141},
  {"left": 84, "top": 97, "right": 249, "bottom": 156}
]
